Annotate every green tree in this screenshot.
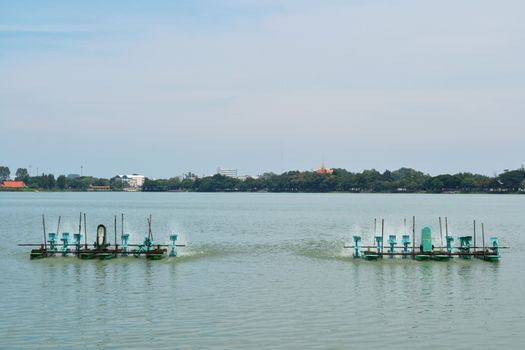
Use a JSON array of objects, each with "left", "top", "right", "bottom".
[
  {"left": 110, "top": 177, "right": 123, "bottom": 191},
  {"left": 57, "top": 175, "right": 67, "bottom": 189},
  {"left": 142, "top": 178, "right": 169, "bottom": 191},
  {"left": 68, "top": 177, "right": 91, "bottom": 191},
  {"left": 0, "top": 166, "right": 10, "bottom": 181},
  {"left": 15, "top": 168, "right": 30, "bottom": 182},
  {"left": 167, "top": 177, "right": 181, "bottom": 191},
  {"left": 180, "top": 178, "right": 194, "bottom": 191},
  {"left": 46, "top": 174, "right": 56, "bottom": 189},
  {"left": 93, "top": 178, "right": 109, "bottom": 186},
  {"left": 498, "top": 169, "right": 525, "bottom": 191}
]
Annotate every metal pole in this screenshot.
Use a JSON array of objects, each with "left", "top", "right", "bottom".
[
  {"left": 78, "top": 212, "right": 82, "bottom": 256},
  {"left": 149, "top": 214, "right": 153, "bottom": 240},
  {"left": 404, "top": 218, "right": 407, "bottom": 235},
  {"left": 381, "top": 218, "right": 384, "bottom": 257},
  {"left": 412, "top": 216, "right": 416, "bottom": 257},
  {"left": 114, "top": 215, "right": 118, "bottom": 257},
  {"left": 42, "top": 214, "right": 47, "bottom": 251},
  {"left": 482, "top": 223, "right": 485, "bottom": 257},
  {"left": 121, "top": 213, "right": 124, "bottom": 244},
  {"left": 445, "top": 217, "right": 449, "bottom": 243},
  {"left": 84, "top": 213, "right": 87, "bottom": 249},
  {"left": 56, "top": 216, "right": 61, "bottom": 236},
  {"left": 373, "top": 218, "right": 377, "bottom": 248},
  {"left": 147, "top": 216, "right": 150, "bottom": 240},
  {"left": 473, "top": 220, "right": 476, "bottom": 252},
  {"left": 439, "top": 217, "right": 443, "bottom": 249}
]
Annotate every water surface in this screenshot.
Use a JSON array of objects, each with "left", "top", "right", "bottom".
[{"left": 1, "top": 192, "right": 524, "bottom": 349}]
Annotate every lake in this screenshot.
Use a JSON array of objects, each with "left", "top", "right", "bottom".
[{"left": 1, "top": 192, "right": 524, "bottom": 349}]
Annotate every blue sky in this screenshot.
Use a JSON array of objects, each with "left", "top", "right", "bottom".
[{"left": 1, "top": 0, "right": 524, "bottom": 178}]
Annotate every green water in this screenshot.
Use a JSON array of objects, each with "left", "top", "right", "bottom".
[{"left": 1, "top": 192, "right": 524, "bottom": 349}]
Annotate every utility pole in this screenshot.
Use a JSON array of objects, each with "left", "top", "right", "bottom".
[{"left": 81, "top": 165, "right": 83, "bottom": 177}]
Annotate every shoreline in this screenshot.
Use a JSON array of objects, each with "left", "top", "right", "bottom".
[{"left": 1, "top": 189, "right": 523, "bottom": 195}]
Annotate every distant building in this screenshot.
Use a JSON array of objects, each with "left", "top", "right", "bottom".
[
  {"left": 313, "top": 164, "right": 333, "bottom": 175},
  {"left": 113, "top": 174, "right": 146, "bottom": 191},
  {"left": 1, "top": 181, "right": 26, "bottom": 188},
  {"left": 217, "top": 167, "right": 238, "bottom": 178},
  {"left": 67, "top": 174, "right": 80, "bottom": 179}
]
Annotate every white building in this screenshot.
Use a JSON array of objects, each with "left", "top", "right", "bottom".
[
  {"left": 217, "top": 167, "right": 238, "bottom": 178},
  {"left": 115, "top": 174, "right": 145, "bottom": 190}
]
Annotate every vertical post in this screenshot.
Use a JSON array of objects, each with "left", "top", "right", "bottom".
[
  {"left": 78, "top": 213, "right": 82, "bottom": 236},
  {"left": 77, "top": 212, "right": 82, "bottom": 256},
  {"left": 114, "top": 215, "right": 118, "bottom": 257},
  {"left": 56, "top": 216, "right": 61, "bottom": 236},
  {"left": 439, "top": 217, "right": 443, "bottom": 249},
  {"left": 121, "top": 213, "right": 124, "bottom": 244},
  {"left": 381, "top": 218, "right": 384, "bottom": 256},
  {"left": 149, "top": 214, "right": 153, "bottom": 241},
  {"left": 445, "top": 217, "right": 448, "bottom": 245},
  {"left": 404, "top": 218, "right": 407, "bottom": 235},
  {"left": 412, "top": 216, "right": 416, "bottom": 257},
  {"left": 84, "top": 213, "right": 87, "bottom": 249},
  {"left": 373, "top": 218, "right": 377, "bottom": 248},
  {"left": 42, "top": 214, "right": 47, "bottom": 251},
  {"left": 473, "top": 220, "right": 476, "bottom": 253},
  {"left": 482, "top": 223, "right": 485, "bottom": 257}
]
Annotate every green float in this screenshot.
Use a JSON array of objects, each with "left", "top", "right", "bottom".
[
  {"left": 344, "top": 217, "right": 505, "bottom": 262},
  {"left": 20, "top": 213, "right": 186, "bottom": 261}
]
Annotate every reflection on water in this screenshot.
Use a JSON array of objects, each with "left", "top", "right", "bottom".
[{"left": 0, "top": 192, "right": 524, "bottom": 349}]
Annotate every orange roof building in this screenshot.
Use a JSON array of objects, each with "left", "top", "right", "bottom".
[
  {"left": 313, "top": 164, "right": 334, "bottom": 175},
  {"left": 1, "top": 181, "right": 26, "bottom": 188},
  {"left": 89, "top": 185, "right": 111, "bottom": 191}
]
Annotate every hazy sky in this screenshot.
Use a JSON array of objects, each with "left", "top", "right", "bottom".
[{"left": 1, "top": 0, "right": 524, "bottom": 178}]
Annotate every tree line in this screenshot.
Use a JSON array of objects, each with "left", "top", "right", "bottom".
[
  {"left": 142, "top": 167, "right": 525, "bottom": 193},
  {"left": 0, "top": 166, "right": 122, "bottom": 191},
  {"left": 2, "top": 165, "right": 525, "bottom": 193}
]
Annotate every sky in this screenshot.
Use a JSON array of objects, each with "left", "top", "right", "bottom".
[{"left": 1, "top": 0, "right": 524, "bottom": 178}]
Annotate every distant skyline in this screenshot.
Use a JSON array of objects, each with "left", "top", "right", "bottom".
[{"left": 1, "top": 0, "right": 524, "bottom": 178}]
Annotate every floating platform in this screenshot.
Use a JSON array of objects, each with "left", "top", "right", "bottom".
[
  {"left": 20, "top": 213, "right": 185, "bottom": 261},
  {"left": 344, "top": 218, "right": 505, "bottom": 262}
]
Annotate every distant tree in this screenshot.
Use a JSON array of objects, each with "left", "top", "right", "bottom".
[
  {"left": 93, "top": 178, "right": 109, "bottom": 186},
  {"left": 426, "top": 178, "right": 445, "bottom": 193},
  {"left": 110, "top": 177, "right": 123, "bottom": 191},
  {"left": 15, "top": 168, "right": 30, "bottom": 182},
  {"left": 142, "top": 178, "right": 169, "bottom": 192},
  {"left": 26, "top": 175, "right": 43, "bottom": 189},
  {"left": 0, "top": 166, "right": 10, "bottom": 181},
  {"left": 456, "top": 172, "right": 490, "bottom": 192},
  {"left": 68, "top": 177, "right": 91, "bottom": 191},
  {"left": 521, "top": 179, "right": 525, "bottom": 191},
  {"left": 46, "top": 174, "right": 56, "bottom": 189},
  {"left": 260, "top": 172, "right": 277, "bottom": 179},
  {"left": 179, "top": 178, "right": 194, "bottom": 191},
  {"left": 498, "top": 169, "right": 525, "bottom": 191},
  {"left": 167, "top": 177, "right": 181, "bottom": 191},
  {"left": 57, "top": 175, "right": 67, "bottom": 190},
  {"left": 391, "top": 167, "right": 430, "bottom": 190}
]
